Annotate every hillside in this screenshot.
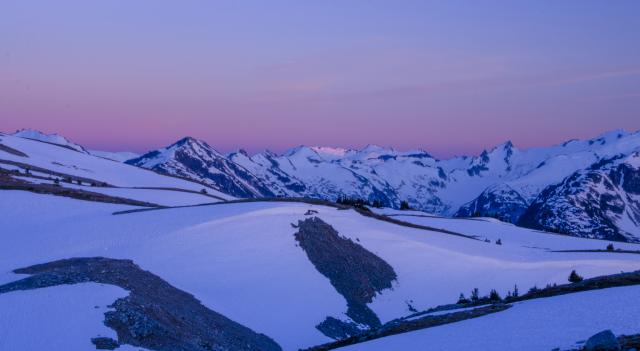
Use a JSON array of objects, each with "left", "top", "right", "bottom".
[
  {"left": 0, "top": 132, "right": 232, "bottom": 206},
  {"left": 1, "top": 189, "right": 640, "bottom": 350}
]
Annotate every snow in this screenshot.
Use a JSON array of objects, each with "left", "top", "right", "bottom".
[
  {"left": 89, "top": 150, "right": 140, "bottom": 162},
  {"left": 0, "top": 282, "right": 147, "bottom": 351},
  {"left": 403, "top": 305, "right": 490, "bottom": 321},
  {"left": 316, "top": 208, "right": 640, "bottom": 323},
  {"left": 2, "top": 191, "right": 640, "bottom": 349},
  {"left": 309, "top": 146, "right": 354, "bottom": 159},
  {"left": 11, "top": 128, "right": 87, "bottom": 153},
  {"left": 368, "top": 208, "right": 640, "bottom": 252},
  {"left": 0, "top": 133, "right": 233, "bottom": 201},
  {"left": 0, "top": 192, "right": 345, "bottom": 350},
  {"left": 62, "top": 183, "right": 217, "bottom": 206},
  {"left": 343, "top": 285, "right": 640, "bottom": 351}
]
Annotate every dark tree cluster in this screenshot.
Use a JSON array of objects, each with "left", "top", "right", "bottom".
[
  {"left": 458, "top": 287, "right": 503, "bottom": 305},
  {"left": 335, "top": 196, "right": 387, "bottom": 209}
]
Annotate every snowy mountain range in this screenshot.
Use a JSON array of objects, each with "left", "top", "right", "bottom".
[
  {"left": 124, "top": 129, "right": 640, "bottom": 241},
  {"left": 7, "top": 128, "right": 640, "bottom": 241}
]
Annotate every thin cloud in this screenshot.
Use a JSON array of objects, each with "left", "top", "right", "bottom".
[{"left": 548, "top": 68, "right": 640, "bottom": 87}]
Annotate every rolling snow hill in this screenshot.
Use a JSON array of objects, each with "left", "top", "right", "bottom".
[
  {"left": 1, "top": 189, "right": 640, "bottom": 350},
  {"left": 0, "top": 132, "right": 232, "bottom": 206}
]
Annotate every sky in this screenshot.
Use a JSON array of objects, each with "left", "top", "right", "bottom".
[{"left": 1, "top": 0, "right": 639, "bottom": 158}]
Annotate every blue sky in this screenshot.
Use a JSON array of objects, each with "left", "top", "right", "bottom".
[{"left": 1, "top": 1, "right": 639, "bottom": 156}]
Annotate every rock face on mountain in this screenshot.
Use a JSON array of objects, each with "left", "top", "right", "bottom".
[
  {"left": 126, "top": 137, "right": 277, "bottom": 198},
  {"left": 455, "top": 183, "right": 529, "bottom": 223},
  {"left": 518, "top": 153, "right": 640, "bottom": 242}
]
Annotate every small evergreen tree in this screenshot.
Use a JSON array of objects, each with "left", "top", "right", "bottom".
[
  {"left": 470, "top": 288, "right": 479, "bottom": 302},
  {"left": 457, "top": 293, "right": 469, "bottom": 304},
  {"left": 568, "top": 270, "right": 583, "bottom": 283},
  {"left": 400, "top": 200, "right": 411, "bottom": 210},
  {"left": 606, "top": 243, "right": 614, "bottom": 251},
  {"left": 489, "top": 289, "right": 501, "bottom": 301},
  {"left": 495, "top": 239, "right": 502, "bottom": 245},
  {"left": 201, "top": 188, "right": 208, "bottom": 194},
  {"left": 513, "top": 284, "right": 519, "bottom": 298}
]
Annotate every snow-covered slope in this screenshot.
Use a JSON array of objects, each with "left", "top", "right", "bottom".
[
  {"left": 2, "top": 191, "right": 640, "bottom": 350},
  {"left": 0, "top": 283, "right": 148, "bottom": 351},
  {"left": 343, "top": 285, "right": 640, "bottom": 351},
  {"left": 89, "top": 150, "right": 140, "bottom": 162},
  {"left": 0, "top": 133, "right": 233, "bottom": 205},
  {"left": 12, "top": 128, "right": 88, "bottom": 153},
  {"left": 11, "top": 129, "right": 140, "bottom": 163}
]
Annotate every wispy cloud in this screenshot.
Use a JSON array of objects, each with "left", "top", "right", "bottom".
[{"left": 548, "top": 68, "right": 640, "bottom": 87}]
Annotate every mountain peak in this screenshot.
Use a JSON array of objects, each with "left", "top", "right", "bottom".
[
  {"left": 359, "top": 144, "right": 393, "bottom": 153},
  {"left": 283, "top": 145, "right": 314, "bottom": 157},
  {"left": 310, "top": 146, "right": 351, "bottom": 157},
  {"left": 173, "top": 136, "right": 199, "bottom": 146}
]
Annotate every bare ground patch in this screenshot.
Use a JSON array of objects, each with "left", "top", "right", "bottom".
[
  {"left": 0, "top": 257, "right": 282, "bottom": 351},
  {"left": 294, "top": 217, "right": 397, "bottom": 334}
]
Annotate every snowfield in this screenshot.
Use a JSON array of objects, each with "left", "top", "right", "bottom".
[
  {"left": 343, "top": 285, "right": 640, "bottom": 351},
  {"left": 370, "top": 207, "right": 640, "bottom": 252},
  {"left": 0, "top": 282, "right": 149, "bottom": 351},
  {"left": 1, "top": 191, "right": 640, "bottom": 350}
]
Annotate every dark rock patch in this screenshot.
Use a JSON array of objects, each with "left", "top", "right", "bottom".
[
  {"left": 91, "top": 337, "right": 120, "bottom": 350},
  {"left": 315, "top": 317, "right": 363, "bottom": 340},
  {"left": 0, "top": 143, "right": 29, "bottom": 157},
  {"left": 584, "top": 330, "right": 620, "bottom": 351},
  {"left": 617, "top": 333, "right": 640, "bottom": 350},
  {"left": 0, "top": 257, "right": 281, "bottom": 351},
  {"left": 293, "top": 217, "right": 397, "bottom": 330},
  {"left": 455, "top": 183, "right": 529, "bottom": 224},
  {"left": 304, "top": 304, "right": 510, "bottom": 351}
]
